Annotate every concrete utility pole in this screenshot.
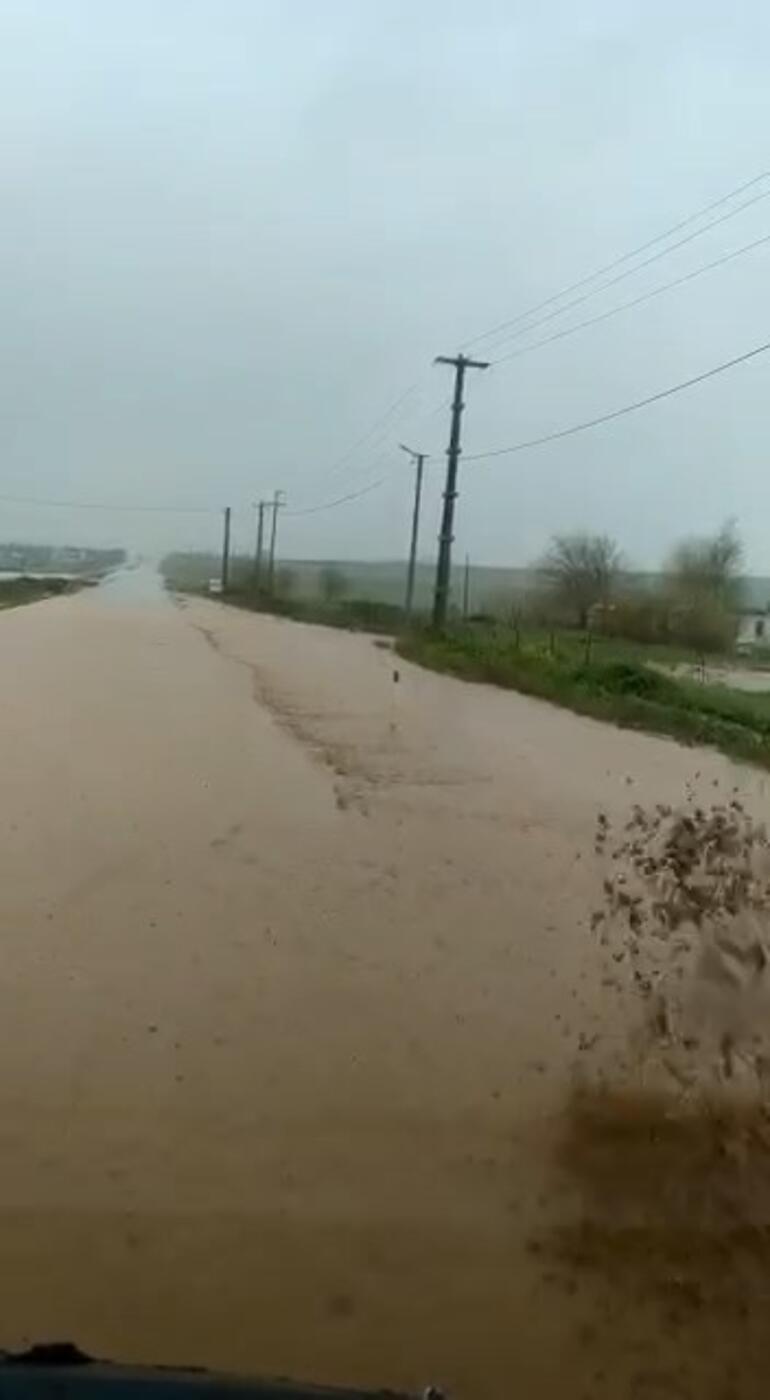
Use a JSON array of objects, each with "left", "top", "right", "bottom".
[
  {"left": 221, "top": 505, "right": 232, "bottom": 592},
  {"left": 267, "top": 489, "right": 286, "bottom": 594},
  {"left": 253, "top": 500, "right": 268, "bottom": 587},
  {"left": 399, "top": 443, "right": 428, "bottom": 620},
  {"left": 432, "top": 354, "right": 489, "bottom": 628}
]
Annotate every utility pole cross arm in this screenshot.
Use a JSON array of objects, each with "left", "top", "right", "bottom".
[{"left": 434, "top": 355, "right": 490, "bottom": 370}]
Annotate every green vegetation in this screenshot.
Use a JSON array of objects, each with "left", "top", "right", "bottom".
[
  {"left": 663, "top": 519, "right": 743, "bottom": 653},
  {"left": 539, "top": 532, "right": 622, "bottom": 629},
  {"left": 398, "top": 624, "right": 770, "bottom": 769},
  {"left": 221, "top": 581, "right": 404, "bottom": 634},
  {"left": 0, "top": 576, "right": 88, "bottom": 610},
  {"left": 531, "top": 522, "right": 743, "bottom": 656}
]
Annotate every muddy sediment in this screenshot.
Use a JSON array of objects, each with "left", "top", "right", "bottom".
[{"left": 535, "top": 797, "right": 770, "bottom": 1397}]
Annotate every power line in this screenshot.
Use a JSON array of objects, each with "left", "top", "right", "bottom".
[
  {"left": 319, "top": 380, "right": 450, "bottom": 495},
  {"left": 465, "top": 337, "right": 770, "bottom": 463},
  {"left": 0, "top": 491, "right": 219, "bottom": 514},
  {"left": 321, "top": 181, "right": 770, "bottom": 499},
  {"left": 0, "top": 477, "right": 389, "bottom": 519},
  {"left": 7, "top": 346, "right": 765, "bottom": 521},
  {"left": 323, "top": 383, "right": 420, "bottom": 481},
  {"left": 462, "top": 169, "right": 770, "bottom": 352},
  {"left": 327, "top": 388, "right": 458, "bottom": 507},
  {"left": 284, "top": 478, "right": 386, "bottom": 516},
  {"left": 280, "top": 171, "right": 770, "bottom": 507},
  {"left": 281, "top": 171, "right": 770, "bottom": 509},
  {"left": 481, "top": 186, "right": 770, "bottom": 357},
  {"left": 492, "top": 231, "right": 770, "bottom": 366}
]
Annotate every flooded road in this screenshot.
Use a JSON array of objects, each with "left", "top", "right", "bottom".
[{"left": 0, "top": 570, "right": 767, "bottom": 1397}]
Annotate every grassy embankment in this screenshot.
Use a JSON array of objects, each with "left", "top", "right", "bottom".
[
  {"left": 220, "top": 585, "right": 403, "bottom": 634},
  {"left": 0, "top": 577, "right": 87, "bottom": 610},
  {"left": 397, "top": 625, "right": 770, "bottom": 769}
]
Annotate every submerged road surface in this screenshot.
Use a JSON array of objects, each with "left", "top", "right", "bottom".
[{"left": 0, "top": 570, "right": 766, "bottom": 1398}]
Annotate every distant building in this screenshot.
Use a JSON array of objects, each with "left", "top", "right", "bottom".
[{"left": 736, "top": 606, "right": 770, "bottom": 649}]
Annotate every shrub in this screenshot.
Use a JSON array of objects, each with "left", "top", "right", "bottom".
[
  {"left": 539, "top": 532, "right": 622, "bottom": 629},
  {"left": 343, "top": 598, "right": 404, "bottom": 631},
  {"left": 670, "top": 601, "right": 737, "bottom": 655},
  {"left": 600, "top": 596, "right": 672, "bottom": 645},
  {"left": 570, "top": 659, "right": 681, "bottom": 703}
]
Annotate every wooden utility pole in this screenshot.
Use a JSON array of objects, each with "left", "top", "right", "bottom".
[
  {"left": 399, "top": 443, "right": 428, "bottom": 620},
  {"left": 221, "top": 505, "right": 232, "bottom": 591},
  {"left": 253, "top": 500, "right": 267, "bottom": 587},
  {"left": 432, "top": 353, "right": 488, "bottom": 628},
  {"left": 462, "top": 553, "right": 471, "bottom": 619},
  {"left": 267, "top": 489, "right": 285, "bottom": 594}
]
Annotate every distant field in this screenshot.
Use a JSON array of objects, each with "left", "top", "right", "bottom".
[
  {"left": 161, "top": 552, "right": 539, "bottom": 613},
  {"left": 161, "top": 552, "right": 770, "bottom": 616}
]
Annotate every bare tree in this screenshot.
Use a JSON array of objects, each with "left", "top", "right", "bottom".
[
  {"left": 666, "top": 520, "right": 743, "bottom": 654},
  {"left": 539, "top": 532, "right": 622, "bottom": 629},
  {"left": 668, "top": 519, "right": 743, "bottom": 610}
]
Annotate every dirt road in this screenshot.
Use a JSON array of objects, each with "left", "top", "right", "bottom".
[{"left": 0, "top": 569, "right": 767, "bottom": 1398}]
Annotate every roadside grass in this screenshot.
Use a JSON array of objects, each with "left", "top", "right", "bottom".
[
  {"left": 480, "top": 625, "right": 707, "bottom": 672},
  {"left": 215, "top": 583, "right": 404, "bottom": 635},
  {"left": 0, "top": 577, "right": 86, "bottom": 610},
  {"left": 397, "top": 625, "right": 770, "bottom": 770}
]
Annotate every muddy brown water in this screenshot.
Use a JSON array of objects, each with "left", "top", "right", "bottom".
[{"left": 0, "top": 570, "right": 769, "bottom": 1397}]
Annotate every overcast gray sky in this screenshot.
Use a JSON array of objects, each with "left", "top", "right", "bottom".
[{"left": 2, "top": 0, "right": 769, "bottom": 568}]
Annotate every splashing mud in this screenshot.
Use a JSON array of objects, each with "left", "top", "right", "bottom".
[
  {"left": 594, "top": 794, "right": 770, "bottom": 1091},
  {"left": 540, "top": 796, "right": 770, "bottom": 1395}
]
